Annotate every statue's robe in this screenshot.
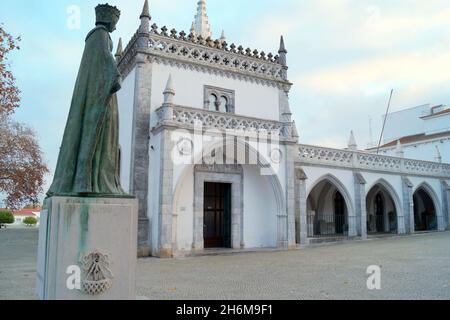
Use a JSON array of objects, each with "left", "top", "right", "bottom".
[{"left": 48, "top": 25, "right": 124, "bottom": 196}]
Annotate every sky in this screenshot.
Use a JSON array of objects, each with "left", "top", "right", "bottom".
[{"left": 2, "top": 0, "right": 450, "bottom": 198}]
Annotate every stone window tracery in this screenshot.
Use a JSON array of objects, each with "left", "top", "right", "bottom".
[{"left": 204, "top": 85, "right": 235, "bottom": 114}]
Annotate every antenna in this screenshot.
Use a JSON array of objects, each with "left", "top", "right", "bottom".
[{"left": 376, "top": 89, "right": 394, "bottom": 155}]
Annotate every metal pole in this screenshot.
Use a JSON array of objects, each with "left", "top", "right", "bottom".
[{"left": 377, "top": 89, "right": 394, "bottom": 155}]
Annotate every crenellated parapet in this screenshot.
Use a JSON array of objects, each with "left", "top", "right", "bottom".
[{"left": 117, "top": 24, "right": 290, "bottom": 87}]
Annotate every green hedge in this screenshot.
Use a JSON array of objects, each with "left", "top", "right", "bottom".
[
  {"left": 23, "top": 216, "right": 38, "bottom": 226},
  {"left": 0, "top": 210, "right": 14, "bottom": 226}
]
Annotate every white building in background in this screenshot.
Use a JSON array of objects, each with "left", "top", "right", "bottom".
[
  {"left": 12, "top": 209, "right": 40, "bottom": 227},
  {"left": 116, "top": 1, "right": 450, "bottom": 258},
  {"left": 367, "top": 104, "right": 450, "bottom": 163}
]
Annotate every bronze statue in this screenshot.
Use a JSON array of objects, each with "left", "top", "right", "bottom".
[{"left": 48, "top": 4, "right": 125, "bottom": 197}]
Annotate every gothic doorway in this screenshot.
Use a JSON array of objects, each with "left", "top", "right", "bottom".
[
  {"left": 413, "top": 188, "right": 437, "bottom": 232},
  {"left": 203, "top": 182, "right": 232, "bottom": 248},
  {"left": 306, "top": 178, "right": 351, "bottom": 238},
  {"left": 366, "top": 182, "right": 399, "bottom": 234}
]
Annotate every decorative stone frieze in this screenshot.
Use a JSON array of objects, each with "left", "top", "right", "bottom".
[
  {"left": 117, "top": 24, "right": 291, "bottom": 86},
  {"left": 154, "top": 104, "right": 291, "bottom": 139},
  {"left": 299, "top": 144, "right": 450, "bottom": 178}
]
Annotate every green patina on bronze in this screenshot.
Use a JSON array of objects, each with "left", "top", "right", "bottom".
[
  {"left": 47, "top": 4, "right": 129, "bottom": 198},
  {"left": 79, "top": 203, "right": 90, "bottom": 253}
]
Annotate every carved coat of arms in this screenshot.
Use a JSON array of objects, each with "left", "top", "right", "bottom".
[{"left": 79, "top": 251, "right": 114, "bottom": 295}]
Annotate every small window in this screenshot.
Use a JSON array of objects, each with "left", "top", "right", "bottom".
[
  {"left": 208, "top": 94, "right": 218, "bottom": 111},
  {"left": 204, "top": 86, "right": 235, "bottom": 114},
  {"left": 219, "top": 96, "right": 228, "bottom": 113}
]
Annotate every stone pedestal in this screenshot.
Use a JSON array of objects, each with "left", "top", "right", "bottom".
[{"left": 36, "top": 196, "right": 138, "bottom": 300}]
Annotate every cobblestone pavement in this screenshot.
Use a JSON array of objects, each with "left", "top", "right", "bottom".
[{"left": 1, "top": 228, "right": 449, "bottom": 300}]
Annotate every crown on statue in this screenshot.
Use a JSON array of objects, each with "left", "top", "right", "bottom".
[{"left": 95, "top": 3, "right": 121, "bottom": 25}]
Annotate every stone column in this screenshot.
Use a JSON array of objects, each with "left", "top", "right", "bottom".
[
  {"left": 442, "top": 181, "right": 450, "bottom": 231},
  {"left": 384, "top": 208, "right": 390, "bottom": 233},
  {"left": 192, "top": 173, "right": 205, "bottom": 252},
  {"left": 277, "top": 214, "right": 288, "bottom": 249},
  {"left": 353, "top": 172, "right": 366, "bottom": 239},
  {"left": 296, "top": 168, "right": 308, "bottom": 245},
  {"left": 285, "top": 144, "right": 297, "bottom": 249},
  {"left": 171, "top": 212, "right": 178, "bottom": 255},
  {"left": 130, "top": 53, "right": 152, "bottom": 257},
  {"left": 158, "top": 129, "right": 174, "bottom": 258},
  {"left": 402, "top": 177, "right": 414, "bottom": 234},
  {"left": 436, "top": 180, "right": 448, "bottom": 232},
  {"left": 437, "top": 211, "right": 446, "bottom": 232}
]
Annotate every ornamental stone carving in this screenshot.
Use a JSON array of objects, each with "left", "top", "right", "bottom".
[
  {"left": 117, "top": 24, "right": 290, "bottom": 87},
  {"left": 298, "top": 144, "right": 450, "bottom": 178},
  {"left": 155, "top": 105, "right": 285, "bottom": 138},
  {"left": 79, "top": 251, "right": 114, "bottom": 295}
]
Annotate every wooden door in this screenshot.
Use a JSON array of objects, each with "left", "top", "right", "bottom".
[{"left": 204, "top": 182, "right": 231, "bottom": 248}]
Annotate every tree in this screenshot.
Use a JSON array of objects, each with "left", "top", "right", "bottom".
[
  {"left": 0, "top": 25, "right": 21, "bottom": 115},
  {"left": 0, "top": 26, "right": 49, "bottom": 209},
  {"left": 0, "top": 116, "right": 48, "bottom": 208},
  {"left": 0, "top": 210, "right": 14, "bottom": 228},
  {"left": 23, "top": 216, "right": 38, "bottom": 227}
]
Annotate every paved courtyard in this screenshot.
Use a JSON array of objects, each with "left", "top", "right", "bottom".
[{"left": 0, "top": 228, "right": 449, "bottom": 300}]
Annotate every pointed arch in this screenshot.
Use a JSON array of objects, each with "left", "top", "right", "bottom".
[
  {"left": 366, "top": 178, "right": 402, "bottom": 234},
  {"left": 413, "top": 182, "right": 442, "bottom": 231},
  {"left": 366, "top": 178, "right": 403, "bottom": 219},
  {"left": 172, "top": 134, "right": 287, "bottom": 251},
  {"left": 413, "top": 182, "right": 442, "bottom": 216},
  {"left": 173, "top": 135, "right": 286, "bottom": 215},
  {"left": 307, "top": 174, "right": 355, "bottom": 217}
]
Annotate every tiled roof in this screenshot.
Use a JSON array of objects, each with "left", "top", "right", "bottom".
[{"left": 13, "top": 209, "right": 40, "bottom": 217}]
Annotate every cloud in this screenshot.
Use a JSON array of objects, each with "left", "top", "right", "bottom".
[
  {"left": 299, "top": 49, "right": 450, "bottom": 97},
  {"left": 4, "top": 0, "right": 450, "bottom": 196},
  {"left": 236, "top": 0, "right": 450, "bottom": 148}
]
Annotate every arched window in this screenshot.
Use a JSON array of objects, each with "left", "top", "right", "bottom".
[
  {"left": 208, "top": 94, "right": 218, "bottom": 111},
  {"left": 219, "top": 96, "right": 228, "bottom": 113},
  {"left": 204, "top": 86, "right": 235, "bottom": 114}
]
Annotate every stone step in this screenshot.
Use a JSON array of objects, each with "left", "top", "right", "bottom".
[{"left": 307, "top": 236, "right": 358, "bottom": 245}]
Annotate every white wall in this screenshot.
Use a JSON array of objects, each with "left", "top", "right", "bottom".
[
  {"left": 383, "top": 104, "right": 429, "bottom": 143},
  {"left": 423, "top": 114, "right": 450, "bottom": 135},
  {"left": 150, "top": 62, "right": 280, "bottom": 121},
  {"left": 117, "top": 67, "right": 136, "bottom": 193},
  {"left": 243, "top": 165, "right": 278, "bottom": 248},
  {"left": 174, "top": 165, "right": 194, "bottom": 252},
  {"left": 172, "top": 163, "right": 279, "bottom": 251},
  {"left": 377, "top": 138, "right": 450, "bottom": 163}
]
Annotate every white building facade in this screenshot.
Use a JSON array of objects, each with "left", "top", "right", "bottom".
[
  {"left": 116, "top": 1, "right": 450, "bottom": 257},
  {"left": 368, "top": 104, "right": 450, "bottom": 163}
]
